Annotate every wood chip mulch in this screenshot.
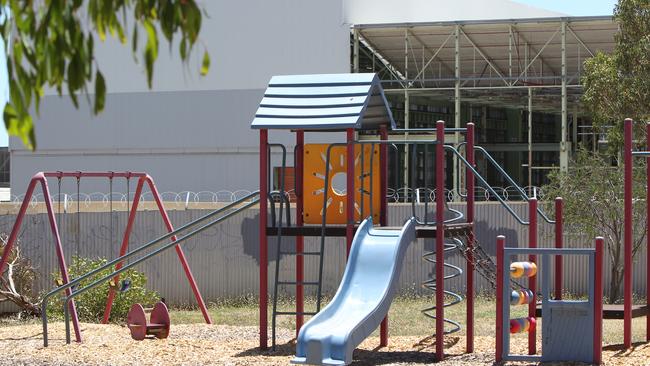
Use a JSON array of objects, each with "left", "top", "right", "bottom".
[{"left": 0, "top": 322, "right": 648, "bottom": 365}]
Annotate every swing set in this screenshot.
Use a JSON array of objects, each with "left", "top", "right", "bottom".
[{"left": 0, "top": 171, "right": 211, "bottom": 343}]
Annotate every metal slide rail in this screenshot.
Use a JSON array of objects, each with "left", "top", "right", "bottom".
[{"left": 41, "top": 190, "right": 260, "bottom": 346}]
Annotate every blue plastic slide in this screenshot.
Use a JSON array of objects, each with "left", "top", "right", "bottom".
[{"left": 292, "top": 217, "right": 416, "bottom": 365}]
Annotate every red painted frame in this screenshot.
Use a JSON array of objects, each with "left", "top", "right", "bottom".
[
  {"left": 554, "top": 197, "right": 563, "bottom": 300},
  {"left": 466, "top": 122, "right": 476, "bottom": 353},
  {"left": 528, "top": 198, "right": 538, "bottom": 355},
  {"left": 295, "top": 130, "right": 305, "bottom": 335},
  {"left": 594, "top": 237, "right": 604, "bottom": 364},
  {"left": 0, "top": 171, "right": 211, "bottom": 343},
  {"left": 495, "top": 235, "right": 505, "bottom": 363},
  {"left": 435, "top": 121, "right": 445, "bottom": 360}
]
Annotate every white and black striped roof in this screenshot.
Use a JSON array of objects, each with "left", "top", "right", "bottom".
[{"left": 251, "top": 73, "right": 395, "bottom": 130}]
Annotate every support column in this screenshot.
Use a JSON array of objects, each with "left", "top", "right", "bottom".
[
  {"left": 453, "top": 24, "right": 461, "bottom": 201},
  {"left": 295, "top": 131, "right": 305, "bottom": 335},
  {"left": 528, "top": 88, "right": 533, "bottom": 189},
  {"left": 353, "top": 29, "right": 359, "bottom": 74},
  {"left": 623, "top": 118, "right": 633, "bottom": 348},
  {"left": 560, "top": 21, "right": 569, "bottom": 172},
  {"left": 403, "top": 29, "right": 410, "bottom": 195},
  {"left": 346, "top": 129, "right": 355, "bottom": 255},
  {"left": 259, "top": 130, "right": 269, "bottom": 350},
  {"left": 435, "top": 121, "right": 445, "bottom": 361},
  {"left": 380, "top": 126, "right": 389, "bottom": 347},
  {"left": 466, "top": 123, "right": 475, "bottom": 353},
  {"left": 528, "top": 198, "right": 538, "bottom": 355}
]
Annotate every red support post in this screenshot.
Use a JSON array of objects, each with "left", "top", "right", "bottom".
[
  {"left": 496, "top": 235, "right": 505, "bottom": 363},
  {"left": 0, "top": 174, "right": 82, "bottom": 342},
  {"left": 146, "top": 176, "right": 211, "bottom": 324},
  {"left": 528, "top": 197, "right": 538, "bottom": 355},
  {"left": 296, "top": 130, "right": 305, "bottom": 335},
  {"left": 260, "top": 129, "right": 269, "bottom": 350},
  {"left": 102, "top": 175, "right": 146, "bottom": 323},
  {"left": 594, "top": 237, "right": 604, "bottom": 365},
  {"left": 466, "top": 122, "right": 475, "bottom": 353},
  {"left": 379, "top": 125, "right": 389, "bottom": 347},
  {"left": 102, "top": 175, "right": 212, "bottom": 324},
  {"left": 435, "top": 121, "right": 445, "bottom": 361},
  {"left": 646, "top": 122, "right": 650, "bottom": 342},
  {"left": 554, "top": 197, "right": 563, "bottom": 300},
  {"left": 346, "top": 129, "right": 355, "bottom": 256},
  {"left": 623, "top": 118, "right": 633, "bottom": 349}
]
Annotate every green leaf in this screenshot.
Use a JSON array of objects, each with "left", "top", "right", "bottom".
[
  {"left": 93, "top": 71, "right": 105, "bottom": 114},
  {"left": 200, "top": 50, "right": 210, "bottom": 76},
  {"left": 143, "top": 20, "right": 158, "bottom": 88}
]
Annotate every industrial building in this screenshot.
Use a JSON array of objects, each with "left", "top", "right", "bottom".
[{"left": 9, "top": 0, "right": 616, "bottom": 198}]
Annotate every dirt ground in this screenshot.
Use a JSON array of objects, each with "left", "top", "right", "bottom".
[{"left": 0, "top": 322, "right": 648, "bottom": 365}]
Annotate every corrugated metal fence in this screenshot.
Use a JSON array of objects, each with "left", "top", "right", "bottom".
[{"left": 0, "top": 202, "right": 646, "bottom": 311}]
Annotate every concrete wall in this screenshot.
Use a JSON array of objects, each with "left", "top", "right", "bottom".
[{"left": 10, "top": 0, "right": 350, "bottom": 195}]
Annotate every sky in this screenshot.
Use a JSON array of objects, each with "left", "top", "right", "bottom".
[
  {"left": 516, "top": 0, "right": 617, "bottom": 16},
  {"left": 0, "top": 0, "right": 620, "bottom": 148}
]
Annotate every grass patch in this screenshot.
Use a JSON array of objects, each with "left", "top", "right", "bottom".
[{"left": 169, "top": 295, "right": 649, "bottom": 345}]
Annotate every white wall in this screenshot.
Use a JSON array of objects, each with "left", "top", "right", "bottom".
[{"left": 11, "top": 0, "right": 350, "bottom": 195}]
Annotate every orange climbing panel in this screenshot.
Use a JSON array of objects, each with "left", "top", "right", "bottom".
[{"left": 303, "top": 143, "right": 380, "bottom": 224}]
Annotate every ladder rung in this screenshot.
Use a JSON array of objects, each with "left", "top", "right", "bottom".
[
  {"left": 275, "top": 311, "right": 318, "bottom": 316},
  {"left": 277, "top": 281, "right": 320, "bottom": 286},
  {"left": 279, "top": 251, "right": 321, "bottom": 256}
]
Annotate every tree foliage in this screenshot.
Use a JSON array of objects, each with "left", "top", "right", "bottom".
[
  {"left": 545, "top": 0, "right": 650, "bottom": 303},
  {"left": 49, "top": 256, "right": 159, "bottom": 322},
  {"left": 581, "top": 0, "right": 650, "bottom": 152},
  {"left": 544, "top": 150, "right": 646, "bottom": 303},
  {"left": 0, "top": 0, "right": 210, "bottom": 149}
]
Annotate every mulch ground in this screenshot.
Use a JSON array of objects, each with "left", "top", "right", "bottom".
[{"left": 0, "top": 322, "right": 648, "bottom": 365}]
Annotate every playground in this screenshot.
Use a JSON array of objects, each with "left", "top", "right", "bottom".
[
  {"left": 1, "top": 299, "right": 649, "bottom": 365},
  {"left": 1, "top": 73, "right": 649, "bottom": 366}
]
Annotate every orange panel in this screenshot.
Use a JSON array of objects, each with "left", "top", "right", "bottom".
[{"left": 303, "top": 144, "right": 380, "bottom": 225}]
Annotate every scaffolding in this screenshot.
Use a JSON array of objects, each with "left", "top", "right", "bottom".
[{"left": 351, "top": 16, "right": 617, "bottom": 192}]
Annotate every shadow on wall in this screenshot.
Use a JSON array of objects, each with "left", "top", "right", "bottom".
[{"left": 241, "top": 214, "right": 296, "bottom": 265}]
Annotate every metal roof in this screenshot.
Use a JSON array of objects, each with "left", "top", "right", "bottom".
[{"left": 251, "top": 73, "right": 396, "bottom": 130}]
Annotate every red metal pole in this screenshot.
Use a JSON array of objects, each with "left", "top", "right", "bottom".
[
  {"left": 379, "top": 125, "right": 389, "bottom": 347},
  {"left": 528, "top": 197, "right": 538, "bottom": 355},
  {"left": 1, "top": 174, "right": 83, "bottom": 342},
  {"left": 41, "top": 175, "right": 82, "bottom": 342},
  {"left": 296, "top": 130, "right": 305, "bottom": 335},
  {"left": 646, "top": 122, "right": 650, "bottom": 342},
  {"left": 146, "top": 176, "right": 211, "bottom": 324},
  {"left": 496, "top": 235, "right": 505, "bottom": 363},
  {"left": 0, "top": 176, "right": 40, "bottom": 282},
  {"left": 346, "top": 128, "right": 355, "bottom": 256},
  {"left": 260, "top": 129, "right": 269, "bottom": 350},
  {"left": 623, "top": 118, "right": 633, "bottom": 348},
  {"left": 555, "top": 197, "right": 563, "bottom": 300},
  {"left": 594, "top": 237, "right": 604, "bottom": 364},
  {"left": 102, "top": 175, "right": 146, "bottom": 323},
  {"left": 435, "top": 121, "right": 445, "bottom": 361},
  {"left": 466, "top": 122, "right": 475, "bottom": 353}
]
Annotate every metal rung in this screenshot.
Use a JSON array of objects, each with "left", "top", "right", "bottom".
[
  {"left": 277, "top": 281, "right": 320, "bottom": 286},
  {"left": 279, "top": 251, "right": 322, "bottom": 256},
  {"left": 275, "top": 311, "right": 318, "bottom": 316}
]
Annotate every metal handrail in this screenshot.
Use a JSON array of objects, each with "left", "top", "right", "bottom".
[
  {"left": 473, "top": 146, "right": 555, "bottom": 224},
  {"left": 41, "top": 190, "right": 260, "bottom": 346},
  {"left": 445, "top": 146, "right": 529, "bottom": 225}
]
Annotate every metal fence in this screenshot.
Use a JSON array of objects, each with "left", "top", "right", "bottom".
[{"left": 0, "top": 202, "right": 646, "bottom": 311}]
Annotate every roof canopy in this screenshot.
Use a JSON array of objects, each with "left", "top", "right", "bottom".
[
  {"left": 354, "top": 16, "right": 617, "bottom": 113},
  {"left": 251, "top": 73, "right": 396, "bottom": 131}
]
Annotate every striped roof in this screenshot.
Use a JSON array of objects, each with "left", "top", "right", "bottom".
[{"left": 251, "top": 73, "right": 395, "bottom": 130}]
